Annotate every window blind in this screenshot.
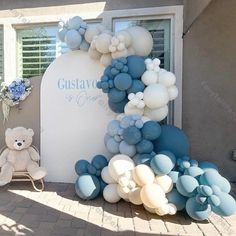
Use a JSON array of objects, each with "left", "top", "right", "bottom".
[{"left": 0, "top": 28, "right": 3, "bottom": 80}]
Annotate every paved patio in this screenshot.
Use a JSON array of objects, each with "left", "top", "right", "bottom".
[{"left": 0, "top": 182, "right": 235, "bottom": 236}]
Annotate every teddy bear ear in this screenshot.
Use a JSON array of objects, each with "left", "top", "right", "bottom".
[
  {"left": 28, "top": 129, "right": 34, "bottom": 136},
  {"left": 5, "top": 128, "right": 12, "bottom": 136}
]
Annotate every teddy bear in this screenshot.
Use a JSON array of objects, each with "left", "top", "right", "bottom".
[{"left": 0, "top": 127, "right": 46, "bottom": 186}]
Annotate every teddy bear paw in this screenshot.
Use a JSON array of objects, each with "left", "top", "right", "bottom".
[{"left": 30, "top": 167, "right": 47, "bottom": 180}]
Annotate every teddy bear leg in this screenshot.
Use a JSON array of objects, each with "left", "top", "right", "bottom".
[
  {"left": 27, "top": 161, "right": 47, "bottom": 180},
  {"left": 0, "top": 163, "right": 14, "bottom": 186}
]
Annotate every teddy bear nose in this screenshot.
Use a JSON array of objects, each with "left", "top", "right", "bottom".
[{"left": 17, "top": 142, "right": 22, "bottom": 146}]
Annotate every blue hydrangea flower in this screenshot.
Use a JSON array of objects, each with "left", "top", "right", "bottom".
[{"left": 8, "top": 81, "right": 26, "bottom": 101}]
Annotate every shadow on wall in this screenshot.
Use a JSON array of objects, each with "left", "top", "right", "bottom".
[{"left": 0, "top": 76, "right": 42, "bottom": 150}]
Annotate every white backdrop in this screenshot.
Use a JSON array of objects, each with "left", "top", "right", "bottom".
[{"left": 41, "top": 51, "right": 115, "bottom": 183}]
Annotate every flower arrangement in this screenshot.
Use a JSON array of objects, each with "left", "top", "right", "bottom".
[{"left": 0, "top": 78, "right": 32, "bottom": 122}]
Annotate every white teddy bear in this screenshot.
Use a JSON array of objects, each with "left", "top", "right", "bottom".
[{"left": 0, "top": 127, "right": 47, "bottom": 186}]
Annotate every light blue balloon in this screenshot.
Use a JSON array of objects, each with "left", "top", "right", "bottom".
[
  {"left": 106, "top": 138, "right": 120, "bottom": 154},
  {"left": 221, "top": 177, "right": 231, "bottom": 193},
  {"left": 176, "top": 175, "right": 199, "bottom": 197},
  {"left": 79, "top": 40, "right": 90, "bottom": 51},
  {"left": 133, "top": 154, "right": 152, "bottom": 166},
  {"left": 120, "top": 116, "right": 132, "bottom": 129},
  {"left": 65, "top": 29, "right": 82, "bottom": 50},
  {"left": 68, "top": 16, "right": 83, "bottom": 29},
  {"left": 58, "top": 28, "right": 67, "bottom": 42},
  {"left": 92, "top": 155, "right": 108, "bottom": 170},
  {"left": 104, "top": 133, "right": 111, "bottom": 145},
  {"left": 212, "top": 192, "right": 236, "bottom": 216},
  {"left": 119, "top": 141, "right": 136, "bottom": 157},
  {"left": 141, "top": 121, "right": 162, "bottom": 141},
  {"left": 150, "top": 152, "right": 176, "bottom": 175},
  {"left": 186, "top": 197, "right": 211, "bottom": 221},
  {"left": 166, "top": 188, "right": 187, "bottom": 211},
  {"left": 184, "top": 166, "right": 204, "bottom": 178},
  {"left": 107, "top": 120, "right": 120, "bottom": 136},
  {"left": 75, "top": 160, "right": 89, "bottom": 175},
  {"left": 199, "top": 170, "right": 224, "bottom": 190},
  {"left": 123, "top": 126, "right": 142, "bottom": 145},
  {"left": 136, "top": 140, "right": 153, "bottom": 154},
  {"left": 114, "top": 73, "right": 132, "bottom": 91},
  {"left": 75, "top": 174, "right": 100, "bottom": 200},
  {"left": 168, "top": 171, "right": 181, "bottom": 184}
]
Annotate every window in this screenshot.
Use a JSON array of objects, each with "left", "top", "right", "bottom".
[
  {"left": 0, "top": 27, "right": 3, "bottom": 80},
  {"left": 113, "top": 19, "right": 170, "bottom": 70},
  {"left": 17, "top": 26, "right": 68, "bottom": 78}
]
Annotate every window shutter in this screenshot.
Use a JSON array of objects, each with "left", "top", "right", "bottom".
[{"left": 0, "top": 28, "right": 3, "bottom": 80}]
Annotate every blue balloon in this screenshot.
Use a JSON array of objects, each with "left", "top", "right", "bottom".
[
  {"left": 141, "top": 121, "right": 161, "bottom": 141},
  {"left": 104, "top": 66, "right": 114, "bottom": 79},
  {"left": 127, "top": 56, "right": 146, "bottom": 79},
  {"left": 186, "top": 197, "right": 211, "bottom": 221},
  {"left": 87, "top": 164, "right": 97, "bottom": 175},
  {"left": 104, "top": 133, "right": 111, "bottom": 146},
  {"left": 127, "top": 80, "right": 145, "bottom": 94},
  {"left": 184, "top": 166, "right": 204, "bottom": 178},
  {"left": 108, "top": 88, "right": 126, "bottom": 103},
  {"left": 65, "top": 29, "right": 82, "bottom": 50},
  {"left": 176, "top": 175, "right": 199, "bottom": 197},
  {"left": 99, "top": 179, "right": 107, "bottom": 193},
  {"left": 75, "top": 174, "right": 100, "bottom": 200},
  {"left": 198, "top": 161, "right": 219, "bottom": 172},
  {"left": 212, "top": 192, "right": 236, "bottom": 216},
  {"left": 166, "top": 188, "right": 187, "bottom": 211},
  {"left": 133, "top": 154, "right": 152, "bottom": 166},
  {"left": 150, "top": 152, "right": 176, "bottom": 175},
  {"left": 136, "top": 140, "right": 153, "bottom": 154},
  {"left": 221, "top": 177, "right": 231, "bottom": 193},
  {"left": 114, "top": 73, "right": 132, "bottom": 91},
  {"left": 79, "top": 40, "right": 90, "bottom": 51},
  {"left": 75, "top": 160, "right": 89, "bottom": 175},
  {"left": 119, "top": 141, "right": 136, "bottom": 157},
  {"left": 153, "top": 125, "right": 190, "bottom": 159},
  {"left": 92, "top": 155, "right": 108, "bottom": 170},
  {"left": 123, "top": 126, "right": 142, "bottom": 145},
  {"left": 168, "top": 171, "right": 181, "bottom": 184},
  {"left": 108, "top": 98, "right": 128, "bottom": 113},
  {"left": 106, "top": 138, "right": 120, "bottom": 154},
  {"left": 107, "top": 120, "right": 120, "bottom": 136}
]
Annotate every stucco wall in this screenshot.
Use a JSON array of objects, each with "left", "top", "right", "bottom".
[{"left": 183, "top": 0, "right": 236, "bottom": 181}]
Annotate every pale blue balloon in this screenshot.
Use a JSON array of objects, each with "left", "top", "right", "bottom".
[
  {"left": 119, "top": 141, "right": 136, "bottom": 157},
  {"left": 184, "top": 166, "right": 204, "bottom": 178},
  {"left": 79, "top": 40, "right": 90, "bottom": 51},
  {"left": 104, "top": 133, "right": 111, "bottom": 145},
  {"left": 176, "top": 175, "right": 199, "bottom": 197},
  {"left": 68, "top": 16, "right": 83, "bottom": 29},
  {"left": 65, "top": 29, "right": 82, "bottom": 50},
  {"left": 107, "top": 120, "right": 120, "bottom": 136},
  {"left": 106, "top": 138, "right": 120, "bottom": 154},
  {"left": 166, "top": 188, "right": 187, "bottom": 211},
  {"left": 58, "top": 28, "right": 67, "bottom": 42}
]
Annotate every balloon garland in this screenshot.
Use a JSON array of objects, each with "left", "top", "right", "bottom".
[{"left": 58, "top": 16, "right": 236, "bottom": 221}]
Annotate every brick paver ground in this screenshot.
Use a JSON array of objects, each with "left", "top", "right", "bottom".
[{"left": 0, "top": 182, "right": 235, "bottom": 236}]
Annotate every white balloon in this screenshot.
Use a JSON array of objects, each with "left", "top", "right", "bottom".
[
  {"left": 103, "top": 184, "right": 121, "bottom": 203},
  {"left": 111, "top": 49, "right": 128, "bottom": 59},
  {"left": 159, "top": 71, "right": 176, "bottom": 87},
  {"left": 168, "top": 203, "right": 177, "bottom": 215},
  {"left": 155, "top": 175, "right": 173, "bottom": 193},
  {"left": 95, "top": 33, "right": 112, "bottom": 54},
  {"left": 143, "top": 84, "right": 169, "bottom": 109},
  {"left": 143, "top": 204, "right": 156, "bottom": 214},
  {"left": 84, "top": 27, "right": 100, "bottom": 43},
  {"left": 100, "top": 53, "right": 112, "bottom": 67},
  {"left": 117, "top": 184, "right": 129, "bottom": 200},
  {"left": 116, "top": 30, "right": 132, "bottom": 47},
  {"left": 155, "top": 204, "right": 170, "bottom": 216},
  {"left": 88, "top": 47, "right": 102, "bottom": 60},
  {"left": 144, "top": 105, "right": 168, "bottom": 122},
  {"left": 128, "top": 187, "right": 142, "bottom": 205},
  {"left": 140, "top": 183, "right": 166, "bottom": 209},
  {"left": 132, "top": 165, "right": 155, "bottom": 187},
  {"left": 128, "top": 26, "right": 153, "bottom": 56},
  {"left": 124, "top": 104, "right": 144, "bottom": 116},
  {"left": 168, "top": 85, "right": 178, "bottom": 101},
  {"left": 141, "top": 71, "right": 158, "bottom": 85},
  {"left": 108, "top": 154, "right": 135, "bottom": 181},
  {"left": 101, "top": 166, "right": 116, "bottom": 184},
  {"left": 96, "top": 24, "right": 107, "bottom": 33}
]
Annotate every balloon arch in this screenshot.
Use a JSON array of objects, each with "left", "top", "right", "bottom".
[{"left": 58, "top": 16, "right": 236, "bottom": 221}]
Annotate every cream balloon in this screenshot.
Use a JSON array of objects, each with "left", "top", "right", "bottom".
[
  {"left": 117, "top": 184, "right": 129, "bottom": 200},
  {"left": 84, "top": 27, "right": 100, "bottom": 43},
  {"left": 143, "top": 84, "right": 169, "bottom": 109},
  {"left": 155, "top": 203, "right": 170, "bottom": 216},
  {"left": 141, "top": 71, "right": 158, "bottom": 85},
  {"left": 95, "top": 33, "right": 112, "bottom": 54},
  {"left": 116, "top": 30, "right": 132, "bottom": 47},
  {"left": 128, "top": 187, "right": 142, "bottom": 205},
  {"left": 143, "top": 204, "right": 156, "bottom": 214},
  {"left": 103, "top": 184, "right": 121, "bottom": 203},
  {"left": 100, "top": 53, "right": 112, "bottom": 67},
  {"left": 108, "top": 154, "right": 135, "bottom": 181},
  {"left": 132, "top": 165, "right": 155, "bottom": 187},
  {"left": 155, "top": 175, "right": 173, "bottom": 193},
  {"left": 140, "top": 183, "right": 166, "bottom": 208},
  {"left": 159, "top": 71, "right": 176, "bottom": 87},
  {"left": 124, "top": 104, "right": 144, "bottom": 116},
  {"left": 144, "top": 105, "right": 168, "bottom": 122},
  {"left": 111, "top": 49, "right": 129, "bottom": 59},
  {"left": 101, "top": 166, "right": 116, "bottom": 184},
  {"left": 128, "top": 26, "right": 153, "bottom": 56},
  {"left": 168, "top": 85, "right": 179, "bottom": 101},
  {"left": 88, "top": 47, "right": 102, "bottom": 60}
]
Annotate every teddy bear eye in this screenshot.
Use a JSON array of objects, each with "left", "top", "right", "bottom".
[
  {"left": 23, "top": 140, "right": 25, "bottom": 142},
  {"left": 15, "top": 140, "right": 17, "bottom": 142}
]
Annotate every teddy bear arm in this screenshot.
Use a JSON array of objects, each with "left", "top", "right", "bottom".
[
  {"left": 28, "top": 146, "right": 40, "bottom": 161},
  {"left": 0, "top": 148, "right": 10, "bottom": 167}
]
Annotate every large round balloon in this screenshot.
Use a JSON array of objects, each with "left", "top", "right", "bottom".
[
  {"left": 103, "top": 184, "right": 121, "bottom": 203},
  {"left": 75, "top": 160, "right": 89, "bottom": 175},
  {"left": 75, "top": 174, "right": 100, "bottom": 200},
  {"left": 153, "top": 125, "right": 190, "bottom": 159},
  {"left": 176, "top": 175, "right": 199, "bottom": 197},
  {"left": 141, "top": 121, "right": 161, "bottom": 140},
  {"left": 166, "top": 188, "right": 187, "bottom": 211}
]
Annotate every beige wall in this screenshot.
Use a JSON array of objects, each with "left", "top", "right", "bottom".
[{"left": 183, "top": 0, "right": 236, "bottom": 180}]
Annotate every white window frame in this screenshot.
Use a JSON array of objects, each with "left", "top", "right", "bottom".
[{"left": 0, "top": 5, "right": 183, "bottom": 127}]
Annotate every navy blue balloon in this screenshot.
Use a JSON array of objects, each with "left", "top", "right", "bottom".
[
  {"left": 114, "top": 73, "right": 132, "bottom": 91},
  {"left": 108, "top": 98, "right": 128, "bottom": 113},
  {"left": 127, "top": 56, "right": 146, "bottom": 79},
  {"left": 75, "top": 160, "right": 89, "bottom": 175},
  {"left": 108, "top": 88, "right": 126, "bottom": 103},
  {"left": 92, "top": 155, "right": 108, "bottom": 170},
  {"left": 141, "top": 121, "right": 161, "bottom": 141},
  {"left": 123, "top": 126, "right": 142, "bottom": 145},
  {"left": 133, "top": 154, "right": 152, "bottom": 166},
  {"left": 166, "top": 188, "right": 187, "bottom": 211},
  {"left": 153, "top": 125, "right": 190, "bottom": 159},
  {"left": 75, "top": 174, "right": 100, "bottom": 200},
  {"left": 136, "top": 139, "right": 153, "bottom": 154},
  {"left": 87, "top": 164, "right": 97, "bottom": 175},
  {"left": 99, "top": 179, "right": 107, "bottom": 193},
  {"left": 127, "top": 80, "right": 145, "bottom": 94}
]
